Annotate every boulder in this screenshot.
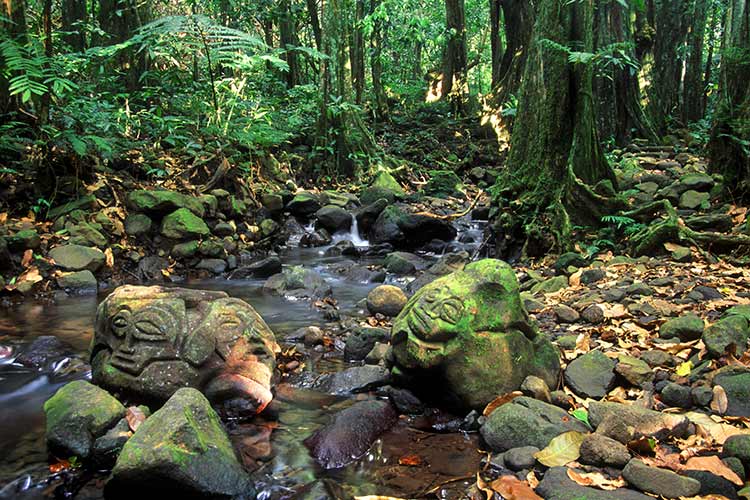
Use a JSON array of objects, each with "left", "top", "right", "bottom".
[
  {"left": 622, "top": 459, "right": 701, "bottom": 498},
  {"left": 355, "top": 198, "right": 388, "bottom": 232},
  {"left": 126, "top": 190, "right": 205, "bottom": 217},
  {"left": 679, "top": 190, "right": 710, "bottom": 210},
  {"left": 91, "top": 285, "right": 278, "bottom": 416},
  {"left": 160, "top": 208, "right": 210, "bottom": 239},
  {"left": 371, "top": 170, "right": 404, "bottom": 195},
  {"left": 703, "top": 313, "right": 750, "bottom": 358},
  {"left": 286, "top": 191, "right": 322, "bottom": 216},
  {"left": 57, "top": 270, "right": 97, "bottom": 293},
  {"left": 316, "top": 365, "right": 391, "bottom": 395},
  {"left": 68, "top": 222, "right": 108, "bottom": 247},
  {"left": 480, "top": 396, "right": 589, "bottom": 451},
  {"left": 315, "top": 205, "right": 352, "bottom": 233},
  {"left": 422, "top": 170, "right": 463, "bottom": 198},
  {"left": 391, "top": 259, "right": 560, "bottom": 410},
  {"left": 44, "top": 380, "right": 126, "bottom": 458},
  {"left": 196, "top": 258, "right": 227, "bottom": 274},
  {"left": 366, "top": 285, "right": 407, "bottom": 317},
  {"left": 564, "top": 350, "right": 616, "bottom": 399},
  {"left": 304, "top": 400, "right": 398, "bottom": 469},
  {"left": 369, "top": 205, "right": 457, "bottom": 248},
  {"left": 383, "top": 251, "right": 426, "bottom": 274},
  {"left": 345, "top": 327, "right": 390, "bottom": 361},
  {"left": 111, "top": 388, "right": 252, "bottom": 497},
  {"left": 124, "top": 213, "right": 152, "bottom": 236},
  {"left": 229, "top": 256, "right": 282, "bottom": 279},
  {"left": 660, "top": 314, "right": 704, "bottom": 341},
  {"left": 49, "top": 244, "right": 106, "bottom": 272},
  {"left": 262, "top": 266, "right": 332, "bottom": 299}
]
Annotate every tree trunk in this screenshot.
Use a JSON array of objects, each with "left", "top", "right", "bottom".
[
  {"left": 492, "top": 0, "right": 620, "bottom": 257},
  {"left": 442, "top": 0, "right": 468, "bottom": 114},
  {"left": 702, "top": 5, "right": 722, "bottom": 113},
  {"left": 370, "top": 0, "right": 388, "bottom": 120},
  {"left": 350, "top": 0, "right": 365, "bottom": 103},
  {"left": 489, "top": 0, "right": 503, "bottom": 88},
  {"left": 280, "top": 0, "right": 300, "bottom": 88},
  {"left": 708, "top": 0, "right": 750, "bottom": 196},
  {"left": 306, "top": 0, "right": 323, "bottom": 51},
  {"left": 648, "top": 0, "right": 690, "bottom": 134},
  {"left": 61, "top": 0, "right": 87, "bottom": 51},
  {"left": 683, "top": 0, "right": 709, "bottom": 123},
  {"left": 594, "top": 0, "right": 657, "bottom": 144},
  {"left": 40, "top": 0, "right": 52, "bottom": 125}
]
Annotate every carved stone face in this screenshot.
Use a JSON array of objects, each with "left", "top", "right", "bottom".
[
  {"left": 390, "top": 259, "right": 560, "bottom": 409},
  {"left": 91, "top": 285, "right": 279, "bottom": 415}
]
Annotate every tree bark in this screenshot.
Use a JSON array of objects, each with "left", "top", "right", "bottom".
[
  {"left": 683, "top": 0, "right": 709, "bottom": 123},
  {"left": 708, "top": 0, "right": 750, "bottom": 196},
  {"left": 489, "top": 0, "right": 503, "bottom": 88},
  {"left": 350, "top": 0, "right": 365, "bottom": 103},
  {"left": 370, "top": 0, "right": 388, "bottom": 120},
  {"left": 280, "top": 0, "right": 300, "bottom": 88},
  {"left": 61, "top": 0, "right": 87, "bottom": 51},
  {"left": 306, "top": 0, "right": 323, "bottom": 51},
  {"left": 443, "top": 0, "right": 468, "bottom": 114}
]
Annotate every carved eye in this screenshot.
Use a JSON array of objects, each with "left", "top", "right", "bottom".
[
  {"left": 439, "top": 299, "right": 463, "bottom": 324},
  {"left": 423, "top": 289, "right": 440, "bottom": 303},
  {"left": 111, "top": 312, "right": 130, "bottom": 337},
  {"left": 133, "top": 320, "right": 166, "bottom": 341}
]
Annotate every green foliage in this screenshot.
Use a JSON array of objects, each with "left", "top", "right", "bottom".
[{"left": 0, "top": 37, "right": 77, "bottom": 103}]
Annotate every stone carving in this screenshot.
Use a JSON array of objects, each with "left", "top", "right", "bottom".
[
  {"left": 390, "top": 259, "right": 560, "bottom": 409},
  {"left": 91, "top": 285, "right": 278, "bottom": 416}
]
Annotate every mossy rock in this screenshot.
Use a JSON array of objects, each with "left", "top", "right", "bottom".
[
  {"left": 7, "top": 229, "right": 41, "bottom": 252},
  {"left": 44, "top": 380, "right": 126, "bottom": 458},
  {"left": 49, "top": 244, "right": 106, "bottom": 272},
  {"left": 160, "top": 208, "right": 210, "bottom": 240},
  {"left": 125, "top": 213, "right": 153, "bottom": 236},
  {"left": 703, "top": 314, "right": 750, "bottom": 358},
  {"left": 286, "top": 192, "right": 322, "bottom": 216},
  {"left": 127, "top": 190, "right": 205, "bottom": 218},
  {"left": 659, "top": 314, "right": 704, "bottom": 341},
  {"left": 111, "top": 388, "right": 252, "bottom": 497},
  {"left": 422, "top": 170, "right": 464, "bottom": 198},
  {"left": 68, "top": 222, "right": 108, "bottom": 248},
  {"left": 360, "top": 186, "right": 397, "bottom": 206},
  {"left": 171, "top": 240, "right": 200, "bottom": 259},
  {"left": 391, "top": 259, "right": 560, "bottom": 409},
  {"left": 371, "top": 170, "right": 404, "bottom": 195}
]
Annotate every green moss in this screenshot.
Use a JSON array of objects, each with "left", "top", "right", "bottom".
[
  {"left": 372, "top": 170, "right": 404, "bottom": 194},
  {"left": 160, "top": 208, "right": 210, "bottom": 239},
  {"left": 422, "top": 170, "right": 464, "bottom": 198}
]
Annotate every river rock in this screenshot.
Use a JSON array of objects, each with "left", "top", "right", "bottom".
[
  {"left": 127, "top": 189, "right": 205, "bottom": 217},
  {"left": 15, "top": 336, "right": 73, "bottom": 369},
  {"left": 44, "top": 380, "right": 126, "bottom": 458},
  {"left": 92, "top": 418, "right": 132, "bottom": 468},
  {"left": 355, "top": 198, "right": 388, "bottom": 232},
  {"left": 49, "top": 244, "right": 106, "bottom": 272},
  {"left": 480, "top": 396, "right": 589, "bottom": 451},
  {"left": 229, "top": 256, "right": 282, "bottom": 279},
  {"left": 366, "top": 285, "right": 407, "bottom": 317},
  {"left": 315, "top": 205, "right": 352, "bottom": 232},
  {"left": 423, "top": 170, "right": 463, "bottom": 197},
  {"left": 615, "top": 355, "right": 653, "bottom": 386},
  {"left": 713, "top": 366, "right": 750, "bottom": 416},
  {"left": 160, "top": 208, "right": 210, "bottom": 239},
  {"left": 537, "top": 467, "right": 651, "bottom": 500},
  {"left": 369, "top": 205, "right": 457, "bottom": 248},
  {"left": 195, "top": 258, "right": 227, "bottom": 274},
  {"left": 660, "top": 313, "right": 704, "bottom": 341},
  {"left": 703, "top": 313, "right": 750, "bottom": 358},
  {"left": 723, "top": 434, "right": 750, "bottom": 467},
  {"left": 57, "top": 270, "right": 98, "bottom": 293},
  {"left": 384, "top": 251, "right": 426, "bottom": 274},
  {"left": 124, "top": 213, "right": 152, "bottom": 236},
  {"left": 579, "top": 433, "right": 631, "bottom": 467},
  {"left": 391, "top": 259, "right": 560, "bottom": 409},
  {"left": 91, "top": 285, "right": 279, "bottom": 416},
  {"left": 111, "top": 388, "right": 252, "bottom": 497},
  {"left": 345, "top": 327, "right": 390, "bottom": 361},
  {"left": 317, "top": 365, "right": 391, "bottom": 395},
  {"left": 622, "top": 459, "right": 701, "bottom": 498},
  {"left": 263, "top": 266, "right": 332, "bottom": 299},
  {"left": 286, "top": 191, "right": 322, "bottom": 216},
  {"left": 304, "top": 400, "right": 397, "bottom": 469},
  {"left": 564, "top": 350, "right": 616, "bottom": 399},
  {"left": 588, "top": 401, "right": 690, "bottom": 442}
]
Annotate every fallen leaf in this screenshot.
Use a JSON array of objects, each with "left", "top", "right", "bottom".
[
  {"left": 711, "top": 386, "right": 729, "bottom": 415},
  {"left": 676, "top": 360, "right": 693, "bottom": 377},
  {"left": 104, "top": 248, "right": 114, "bottom": 268},
  {"left": 21, "top": 249, "right": 33, "bottom": 268},
  {"left": 488, "top": 475, "right": 542, "bottom": 500},
  {"left": 126, "top": 406, "right": 147, "bottom": 432},
  {"left": 684, "top": 455, "right": 743, "bottom": 485},
  {"left": 483, "top": 391, "right": 522, "bottom": 417},
  {"left": 571, "top": 408, "right": 591, "bottom": 427},
  {"left": 398, "top": 454, "right": 423, "bottom": 466},
  {"left": 534, "top": 431, "right": 586, "bottom": 467},
  {"left": 566, "top": 469, "right": 626, "bottom": 490},
  {"left": 49, "top": 459, "right": 71, "bottom": 473},
  {"left": 685, "top": 412, "right": 750, "bottom": 445}
]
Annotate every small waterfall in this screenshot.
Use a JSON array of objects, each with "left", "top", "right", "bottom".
[{"left": 348, "top": 215, "right": 369, "bottom": 247}]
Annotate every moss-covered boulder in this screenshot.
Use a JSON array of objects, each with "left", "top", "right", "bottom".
[
  {"left": 68, "top": 222, "right": 108, "bottom": 247},
  {"left": 44, "top": 380, "right": 126, "bottom": 458},
  {"left": 126, "top": 190, "right": 205, "bottom": 218},
  {"left": 160, "top": 208, "right": 210, "bottom": 240},
  {"left": 422, "top": 170, "right": 464, "bottom": 198},
  {"left": 372, "top": 170, "right": 404, "bottom": 195},
  {"left": 703, "top": 310, "right": 750, "bottom": 358},
  {"left": 111, "top": 388, "right": 252, "bottom": 497},
  {"left": 390, "top": 259, "right": 560, "bottom": 409},
  {"left": 49, "top": 244, "right": 106, "bottom": 272},
  {"left": 369, "top": 205, "right": 457, "bottom": 248},
  {"left": 315, "top": 205, "right": 352, "bottom": 233},
  {"left": 659, "top": 314, "right": 704, "bottom": 341},
  {"left": 286, "top": 191, "right": 322, "bottom": 216},
  {"left": 7, "top": 228, "right": 41, "bottom": 252},
  {"left": 124, "top": 213, "right": 153, "bottom": 236}
]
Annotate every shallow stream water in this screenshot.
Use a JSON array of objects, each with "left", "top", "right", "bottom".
[{"left": 0, "top": 218, "right": 486, "bottom": 499}]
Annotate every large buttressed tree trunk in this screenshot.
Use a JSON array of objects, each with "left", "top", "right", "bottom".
[
  {"left": 709, "top": 0, "right": 750, "bottom": 195},
  {"left": 491, "top": 0, "right": 621, "bottom": 258},
  {"left": 683, "top": 0, "right": 709, "bottom": 123},
  {"left": 489, "top": 0, "right": 535, "bottom": 106},
  {"left": 442, "top": 0, "right": 468, "bottom": 114},
  {"left": 647, "top": 0, "right": 690, "bottom": 134},
  {"left": 593, "top": 1, "right": 657, "bottom": 145}
]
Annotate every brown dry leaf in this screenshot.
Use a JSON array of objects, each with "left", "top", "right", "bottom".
[
  {"left": 126, "top": 406, "right": 147, "bottom": 432},
  {"left": 534, "top": 431, "right": 586, "bottom": 467},
  {"left": 104, "top": 248, "right": 114, "bottom": 268},
  {"left": 21, "top": 249, "right": 33, "bottom": 268},
  {"left": 487, "top": 476, "right": 542, "bottom": 500},
  {"left": 684, "top": 456, "right": 743, "bottom": 486},
  {"left": 568, "top": 270, "right": 583, "bottom": 287},
  {"left": 686, "top": 411, "right": 750, "bottom": 445},
  {"left": 525, "top": 471, "right": 539, "bottom": 489},
  {"left": 18, "top": 267, "right": 43, "bottom": 285},
  {"left": 566, "top": 469, "right": 626, "bottom": 491},
  {"left": 0, "top": 213, "right": 6, "bottom": 224},
  {"left": 711, "top": 386, "right": 728, "bottom": 415},
  {"left": 483, "top": 391, "right": 523, "bottom": 416},
  {"left": 398, "top": 454, "right": 423, "bottom": 466}
]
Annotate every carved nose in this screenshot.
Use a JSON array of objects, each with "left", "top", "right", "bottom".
[{"left": 391, "top": 330, "right": 408, "bottom": 346}]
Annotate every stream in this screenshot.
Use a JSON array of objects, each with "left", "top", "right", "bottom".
[{"left": 0, "top": 217, "right": 487, "bottom": 500}]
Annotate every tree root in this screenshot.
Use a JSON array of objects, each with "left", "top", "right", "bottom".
[{"left": 624, "top": 200, "right": 750, "bottom": 256}]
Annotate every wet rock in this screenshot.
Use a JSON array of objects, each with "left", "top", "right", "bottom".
[
  {"left": 91, "top": 286, "right": 278, "bottom": 415},
  {"left": 261, "top": 193, "right": 284, "bottom": 213},
  {"left": 503, "top": 446, "right": 539, "bottom": 471},
  {"left": 68, "top": 221, "right": 108, "bottom": 247},
  {"left": 579, "top": 433, "right": 630, "bottom": 468},
  {"left": 345, "top": 327, "right": 390, "bottom": 361},
  {"left": 564, "top": 350, "right": 616, "bottom": 399},
  {"left": 369, "top": 205, "right": 456, "bottom": 248},
  {"left": 160, "top": 208, "right": 210, "bottom": 239},
  {"left": 212, "top": 221, "right": 235, "bottom": 237},
  {"left": 615, "top": 355, "right": 653, "bottom": 386},
  {"left": 171, "top": 240, "right": 200, "bottom": 259},
  {"left": 355, "top": 198, "right": 388, "bottom": 232},
  {"left": 7, "top": 228, "right": 41, "bottom": 251},
  {"left": 380, "top": 385, "right": 424, "bottom": 414},
  {"left": 229, "top": 256, "right": 282, "bottom": 279},
  {"left": 622, "top": 459, "right": 701, "bottom": 498},
  {"left": 660, "top": 382, "right": 692, "bottom": 408},
  {"left": 127, "top": 189, "right": 205, "bottom": 217},
  {"left": 92, "top": 418, "right": 132, "bottom": 468},
  {"left": 260, "top": 218, "right": 280, "bottom": 237},
  {"left": 366, "top": 285, "right": 407, "bottom": 317},
  {"left": 15, "top": 336, "right": 73, "bottom": 368},
  {"left": 198, "top": 239, "right": 225, "bottom": 258},
  {"left": 300, "top": 229, "right": 332, "bottom": 247},
  {"left": 703, "top": 313, "right": 749, "bottom": 358},
  {"left": 304, "top": 400, "right": 398, "bottom": 469},
  {"left": 287, "top": 191, "right": 322, "bottom": 217},
  {"left": 137, "top": 256, "right": 169, "bottom": 281},
  {"left": 383, "top": 251, "right": 426, "bottom": 274},
  {"left": 391, "top": 260, "right": 560, "bottom": 410},
  {"left": 44, "top": 380, "right": 126, "bottom": 458},
  {"left": 537, "top": 467, "right": 651, "bottom": 500},
  {"left": 57, "top": 270, "right": 97, "bottom": 293},
  {"left": 520, "top": 375, "right": 551, "bottom": 403},
  {"left": 588, "top": 402, "right": 690, "bottom": 442},
  {"left": 423, "top": 170, "right": 463, "bottom": 197},
  {"left": 111, "top": 388, "right": 252, "bottom": 497},
  {"left": 263, "top": 266, "right": 332, "bottom": 299},
  {"left": 481, "top": 397, "right": 588, "bottom": 451},
  {"left": 679, "top": 190, "right": 710, "bottom": 210},
  {"left": 317, "top": 365, "right": 391, "bottom": 395},
  {"left": 124, "top": 213, "right": 152, "bottom": 236},
  {"left": 554, "top": 252, "right": 588, "bottom": 274},
  {"left": 315, "top": 205, "right": 352, "bottom": 233},
  {"left": 581, "top": 268, "right": 607, "bottom": 284},
  {"left": 713, "top": 367, "right": 750, "bottom": 417},
  {"left": 553, "top": 304, "right": 579, "bottom": 323},
  {"left": 582, "top": 304, "right": 605, "bottom": 324},
  {"left": 365, "top": 343, "right": 390, "bottom": 365},
  {"left": 360, "top": 186, "right": 396, "bottom": 206},
  {"left": 660, "top": 314, "right": 704, "bottom": 341},
  {"left": 195, "top": 258, "right": 227, "bottom": 274}
]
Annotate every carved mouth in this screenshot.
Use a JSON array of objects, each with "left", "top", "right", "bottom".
[{"left": 110, "top": 350, "right": 141, "bottom": 375}]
